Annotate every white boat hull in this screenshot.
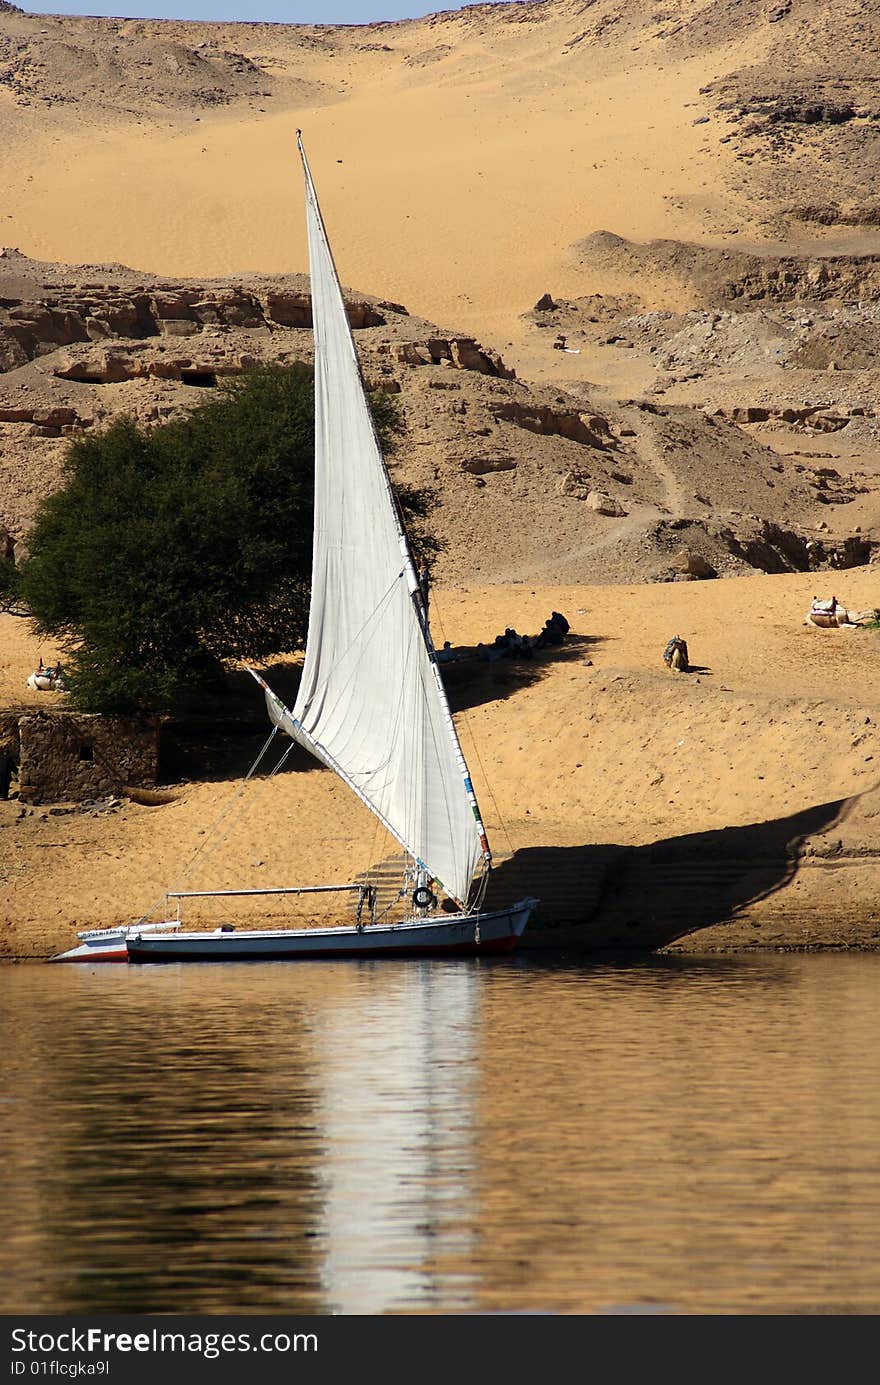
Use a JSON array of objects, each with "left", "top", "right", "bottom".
[
  {"left": 124, "top": 899, "right": 538, "bottom": 963},
  {"left": 52, "top": 923, "right": 181, "bottom": 963}
]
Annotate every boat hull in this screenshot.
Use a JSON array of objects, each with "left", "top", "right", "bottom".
[
  {"left": 53, "top": 941, "right": 130, "bottom": 963},
  {"left": 125, "top": 899, "right": 538, "bottom": 963},
  {"left": 52, "top": 924, "right": 181, "bottom": 963}
]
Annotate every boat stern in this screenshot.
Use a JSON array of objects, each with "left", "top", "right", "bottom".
[{"left": 511, "top": 896, "right": 540, "bottom": 938}]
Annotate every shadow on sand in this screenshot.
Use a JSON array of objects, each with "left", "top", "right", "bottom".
[
  {"left": 159, "top": 636, "right": 600, "bottom": 782},
  {"left": 158, "top": 660, "right": 310, "bottom": 784},
  {"left": 486, "top": 797, "right": 848, "bottom": 952},
  {"left": 441, "top": 634, "right": 604, "bottom": 713}
]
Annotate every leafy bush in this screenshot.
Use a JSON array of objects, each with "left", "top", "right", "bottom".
[{"left": 15, "top": 364, "right": 425, "bottom": 712}]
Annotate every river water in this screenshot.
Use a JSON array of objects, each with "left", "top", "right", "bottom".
[{"left": 1, "top": 953, "right": 878, "bottom": 1316}]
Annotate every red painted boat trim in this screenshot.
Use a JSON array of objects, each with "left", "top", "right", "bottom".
[
  {"left": 55, "top": 951, "right": 130, "bottom": 963},
  {"left": 54, "top": 947, "right": 130, "bottom": 958}
]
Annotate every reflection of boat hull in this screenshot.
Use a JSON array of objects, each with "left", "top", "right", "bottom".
[{"left": 126, "top": 900, "right": 538, "bottom": 963}]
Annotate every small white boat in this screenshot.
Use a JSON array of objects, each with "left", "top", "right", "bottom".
[
  {"left": 52, "top": 133, "right": 537, "bottom": 966},
  {"left": 125, "top": 901, "right": 534, "bottom": 963}
]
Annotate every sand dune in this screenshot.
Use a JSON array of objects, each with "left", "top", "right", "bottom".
[{"left": 4, "top": 0, "right": 875, "bottom": 359}]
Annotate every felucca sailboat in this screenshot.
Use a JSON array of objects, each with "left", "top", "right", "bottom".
[{"left": 54, "top": 134, "right": 537, "bottom": 963}]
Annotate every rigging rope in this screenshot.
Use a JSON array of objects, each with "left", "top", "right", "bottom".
[
  {"left": 429, "top": 590, "right": 516, "bottom": 893},
  {"left": 136, "top": 724, "right": 287, "bottom": 924},
  {"left": 296, "top": 571, "right": 402, "bottom": 719}
]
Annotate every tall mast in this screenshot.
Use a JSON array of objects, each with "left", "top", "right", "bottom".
[{"left": 290, "top": 131, "right": 491, "bottom": 905}]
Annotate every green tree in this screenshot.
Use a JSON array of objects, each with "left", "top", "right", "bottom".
[{"left": 15, "top": 364, "right": 422, "bottom": 713}]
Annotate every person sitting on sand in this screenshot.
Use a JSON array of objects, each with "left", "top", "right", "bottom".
[{"left": 663, "top": 635, "right": 689, "bottom": 672}]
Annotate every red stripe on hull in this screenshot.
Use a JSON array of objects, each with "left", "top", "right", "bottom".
[{"left": 55, "top": 952, "right": 130, "bottom": 963}]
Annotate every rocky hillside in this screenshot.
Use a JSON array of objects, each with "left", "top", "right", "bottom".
[
  {"left": 2, "top": 2, "right": 880, "bottom": 588},
  {"left": 1, "top": 248, "right": 876, "bottom": 588},
  {"left": 0, "top": 2, "right": 328, "bottom": 114}
]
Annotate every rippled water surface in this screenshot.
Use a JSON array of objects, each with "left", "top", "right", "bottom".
[{"left": 1, "top": 953, "right": 878, "bottom": 1314}]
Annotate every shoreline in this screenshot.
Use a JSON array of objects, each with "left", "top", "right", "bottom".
[{"left": 3, "top": 571, "right": 880, "bottom": 961}]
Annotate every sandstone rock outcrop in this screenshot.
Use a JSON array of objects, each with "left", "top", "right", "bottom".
[
  {"left": 395, "top": 336, "right": 514, "bottom": 378},
  {"left": 0, "top": 279, "right": 394, "bottom": 374},
  {"left": 578, "top": 231, "right": 880, "bottom": 309},
  {"left": 491, "top": 400, "right": 612, "bottom": 449}
]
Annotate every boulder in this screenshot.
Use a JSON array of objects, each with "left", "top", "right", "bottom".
[
  {"left": 731, "top": 406, "right": 771, "bottom": 424},
  {"left": 88, "top": 296, "right": 157, "bottom": 337},
  {"left": 492, "top": 400, "right": 610, "bottom": 448},
  {"left": 53, "top": 350, "right": 136, "bottom": 383},
  {"left": 396, "top": 342, "right": 433, "bottom": 367},
  {"left": 811, "top": 413, "right": 849, "bottom": 433},
  {"left": 7, "top": 304, "right": 89, "bottom": 347},
  {"left": 585, "top": 489, "right": 627, "bottom": 517},
  {"left": 560, "top": 470, "right": 591, "bottom": 499},
  {"left": 31, "top": 407, "right": 78, "bottom": 427},
  {"left": 85, "top": 317, "right": 113, "bottom": 341},
  {"left": 158, "top": 319, "right": 200, "bottom": 338},
  {"left": 150, "top": 291, "right": 199, "bottom": 320},
  {"left": 344, "top": 300, "right": 386, "bottom": 329},
  {"left": 0, "top": 330, "right": 28, "bottom": 372},
  {"left": 461, "top": 455, "right": 517, "bottom": 475},
  {"left": 265, "top": 291, "right": 312, "bottom": 327},
  {"left": 196, "top": 290, "right": 264, "bottom": 328},
  {"left": 450, "top": 338, "right": 514, "bottom": 377},
  {"left": 673, "top": 549, "right": 717, "bottom": 579},
  {"left": 393, "top": 336, "right": 514, "bottom": 377},
  {"left": 426, "top": 338, "right": 452, "bottom": 362}
]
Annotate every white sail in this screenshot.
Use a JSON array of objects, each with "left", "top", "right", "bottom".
[{"left": 290, "top": 135, "right": 488, "bottom": 906}]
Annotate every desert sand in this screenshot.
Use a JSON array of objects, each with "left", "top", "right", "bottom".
[
  {"left": 4, "top": 564, "right": 880, "bottom": 958},
  {"left": 2, "top": 0, "right": 880, "bottom": 957}
]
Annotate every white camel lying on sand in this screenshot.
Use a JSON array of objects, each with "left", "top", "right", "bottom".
[
  {"left": 806, "top": 597, "right": 879, "bottom": 629},
  {"left": 27, "top": 661, "right": 66, "bottom": 691}
]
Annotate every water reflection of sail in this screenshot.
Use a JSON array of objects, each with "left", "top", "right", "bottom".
[{"left": 314, "top": 965, "right": 477, "bottom": 1314}]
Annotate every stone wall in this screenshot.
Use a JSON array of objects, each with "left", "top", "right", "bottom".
[{"left": 14, "top": 710, "right": 160, "bottom": 804}]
